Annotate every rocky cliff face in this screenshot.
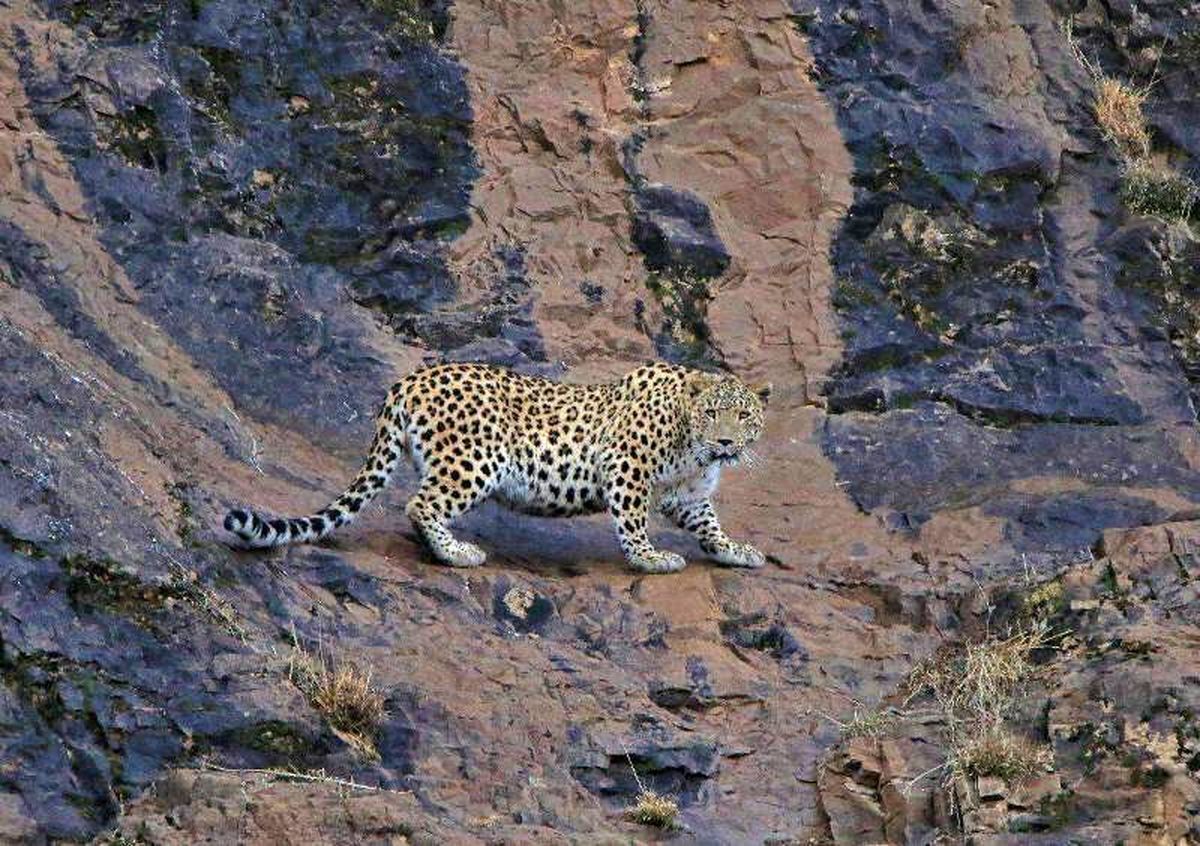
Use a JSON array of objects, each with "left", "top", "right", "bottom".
[{"left": 1, "top": 0, "right": 1198, "bottom": 843}]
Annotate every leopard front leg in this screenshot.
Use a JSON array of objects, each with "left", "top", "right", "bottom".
[
  {"left": 660, "top": 481, "right": 765, "bottom": 570},
  {"left": 602, "top": 456, "right": 686, "bottom": 574}
]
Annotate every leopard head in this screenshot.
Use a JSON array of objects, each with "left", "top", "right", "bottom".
[{"left": 685, "top": 373, "right": 771, "bottom": 464}]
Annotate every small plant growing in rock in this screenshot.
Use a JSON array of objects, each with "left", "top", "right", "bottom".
[
  {"left": 627, "top": 790, "right": 680, "bottom": 830},
  {"left": 623, "top": 751, "right": 681, "bottom": 831},
  {"left": 821, "top": 701, "right": 900, "bottom": 739},
  {"left": 906, "top": 625, "right": 1044, "bottom": 719},
  {"left": 905, "top": 624, "right": 1056, "bottom": 788},
  {"left": 289, "top": 633, "right": 385, "bottom": 759},
  {"left": 1120, "top": 159, "right": 1199, "bottom": 223},
  {"left": 840, "top": 708, "right": 899, "bottom": 739},
  {"left": 1092, "top": 76, "right": 1151, "bottom": 160},
  {"left": 954, "top": 726, "right": 1054, "bottom": 782},
  {"left": 1022, "top": 579, "right": 1066, "bottom": 621},
  {"left": 1065, "top": 19, "right": 1152, "bottom": 160},
  {"left": 366, "top": 0, "right": 436, "bottom": 41},
  {"left": 1065, "top": 18, "right": 1197, "bottom": 225},
  {"left": 644, "top": 268, "right": 718, "bottom": 364}
]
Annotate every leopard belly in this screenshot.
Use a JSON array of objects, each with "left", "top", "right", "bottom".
[{"left": 491, "top": 431, "right": 608, "bottom": 517}]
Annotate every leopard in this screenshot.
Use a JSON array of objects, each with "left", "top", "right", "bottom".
[{"left": 223, "top": 361, "right": 771, "bottom": 574}]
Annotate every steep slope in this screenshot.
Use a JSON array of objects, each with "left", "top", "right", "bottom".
[{"left": 0, "top": 0, "right": 1198, "bottom": 843}]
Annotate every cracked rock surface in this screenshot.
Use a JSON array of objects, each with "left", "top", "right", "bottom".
[{"left": 1, "top": 0, "right": 1199, "bottom": 842}]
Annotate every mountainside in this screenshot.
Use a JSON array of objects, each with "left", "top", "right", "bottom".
[{"left": 1, "top": 0, "right": 1198, "bottom": 843}]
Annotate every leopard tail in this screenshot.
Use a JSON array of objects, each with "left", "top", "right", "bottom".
[{"left": 223, "top": 396, "right": 409, "bottom": 548}]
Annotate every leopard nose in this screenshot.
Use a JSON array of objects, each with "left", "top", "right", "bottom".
[{"left": 717, "top": 438, "right": 733, "bottom": 447}]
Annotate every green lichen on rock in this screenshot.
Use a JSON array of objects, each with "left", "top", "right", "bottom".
[
  {"left": 236, "top": 719, "right": 317, "bottom": 759},
  {"left": 864, "top": 203, "right": 994, "bottom": 336},
  {"left": 1022, "top": 579, "right": 1067, "bottom": 622},
  {"left": 645, "top": 268, "right": 716, "bottom": 365},
  {"left": 102, "top": 105, "right": 167, "bottom": 173},
  {"left": 189, "top": 45, "right": 242, "bottom": 123},
  {"left": 62, "top": 0, "right": 166, "bottom": 40},
  {"left": 0, "top": 652, "right": 70, "bottom": 726},
  {"left": 364, "top": 0, "right": 438, "bottom": 42},
  {"left": 1, "top": 526, "right": 48, "bottom": 559},
  {"left": 63, "top": 554, "right": 175, "bottom": 625}
]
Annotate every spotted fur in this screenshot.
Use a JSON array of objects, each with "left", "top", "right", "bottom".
[{"left": 223, "top": 362, "right": 771, "bottom": 573}]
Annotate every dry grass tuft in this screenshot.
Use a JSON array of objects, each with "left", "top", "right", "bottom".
[
  {"left": 839, "top": 708, "right": 899, "bottom": 739},
  {"left": 1065, "top": 19, "right": 1152, "bottom": 160},
  {"left": 906, "top": 625, "right": 1047, "bottom": 720},
  {"left": 626, "top": 790, "right": 680, "bottom": 830},
  {"left": 1064, "top": 17, "right": 1197, "bottom": 223},
  {"left": 1093, "top": 77, "right": 1151, "bottom": 159},
  {"left": 200, "top": 760, "right": 391, "bottom": 792},
  {"left": 289, "top": 636, "right": 385, "bottom": 759},
  {"left": 1121, "top": 158, "right": 1200, "bottom": 222},
  {"left": 1022, "top": 579, "right": 1066, "bottom": 621},
  {"left": 955, "top": 726, "right": 1054, "bottom": 782},
  {"left": 622, "top": 750, "right": 681, "bottom": 830},
  {"left": 906, "top": 623, "right": 1056, "bottom": 787}
]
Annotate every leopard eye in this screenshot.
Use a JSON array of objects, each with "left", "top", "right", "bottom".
[
  {"left": 705, "top": 409, "right": 717, "bottom": 420},
  {"left": 738, "top": 410, "right": 751, "bottom": 421}
]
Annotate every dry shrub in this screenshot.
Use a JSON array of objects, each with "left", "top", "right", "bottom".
[
  {"left": 623, "top": 751, "right": 681, "bottom": 830},
  {"left": 906, "top": 625, "right": 1047, "bottom": 720},
  {"left": 1064, "top": 18, "right": 1198, "bottom": 222},
  {"left": 626, "top": 790, "right": 680, "bottom": 830},
  {"left": 1093, "top": 77, "right": 1151, "bottom": 159},
  {"left": 1065, "top": 20, "right": 1151, "bottom": 160},
  {"left": 955, "top": 726, "right": 1054, "bottom": 782},
  {"left": 289, "top": 638, "right": 385, "bottom": 758},
  {"left": 906, "top": 623, "right": 1056, "bottom": 786}
]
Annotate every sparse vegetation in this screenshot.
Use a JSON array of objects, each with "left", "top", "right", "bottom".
[
  {"left": 289, "top": 633, "right": 385, "bottom": 759},
  {"left": 627, "top": 790, "right": 680, "bottom": 830},
  {"left": 166, "top": 561, "right": 249, "bottom": 642},
  {"left": 842, "top": 708, "right": 898, "bottom": 739},
  {"left": 59, "top": 553, "right": 245, "bottom": 640},
  {"left": 907, "top": 625, "right": 1046, "bottom": 719},
  {"left": 200, "top": 760, "right": 391, "bottom": 793},
  {"left": 1120, "top": 158, "right": 1199, "bottom": 223},
  {"left": 623, "top": 751, "right": 681, "bottom": 830},
  {"left": 905, "top": 623, "right": 1056, "bottom": 787},
  {"left": 365, "top": 0, "right": 437, "bottom": 42},
  {"left": 1066, "top": 18, "right": 1197, "bottom": 224},
  {"left": 954, "top": 725, "right": 1054, "bottom": 782},
  {"left": 644, "top": 268, "right": 717, "bottom": 363},
  {"left": 865, "top": 203, "right": 992, "bottom": 336},
  {"left": 1022, "top": 578, "right": 1067, "bottom": 622},
  {"left": 825, "top": 706, "right": 899, "bottom": 739},
  {"left": 1092, "top": 76, "right": 1151, "bottom": 160}
]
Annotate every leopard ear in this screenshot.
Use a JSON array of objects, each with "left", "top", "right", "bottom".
[{"left": 753, "top": 382, "right": 772, "bottom": 406}]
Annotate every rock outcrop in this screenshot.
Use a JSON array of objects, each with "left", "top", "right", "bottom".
[{"left": 1, "top": 0, "right": 1198, "bottom": 842}]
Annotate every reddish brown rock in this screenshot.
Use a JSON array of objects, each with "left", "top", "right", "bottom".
[{"left": 1, "top": 0, "right": 1199, "bottom": 842}]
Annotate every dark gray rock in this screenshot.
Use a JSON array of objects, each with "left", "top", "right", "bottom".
[
  {"left": 631, "top": 183, "right": 731, "bottom": 280},
  {"left": 1, "top": 0, "right": 482, "bottom": 835},
  {"left": 20, "top": 0, "right": 505, "bottom": 449},
  {"left": 570, "top": 725, "right": 720, "bottom": 807},
  {"left": 800, "top": 0, "right": 1200, "bottom": 549},
  {"left": 826, "top": 402, "right": 1200, "bottom": 549}
]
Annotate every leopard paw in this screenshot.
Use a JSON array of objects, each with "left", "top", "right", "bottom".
[
  {"left": 628, "top": 549, "right": 688, "bottom": 574},
  {"left": 711, "top": 542, "right": 765, "bottom": 569},
  {"left": 440, "top": 540, "right": 487, "bottom": 568}
]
